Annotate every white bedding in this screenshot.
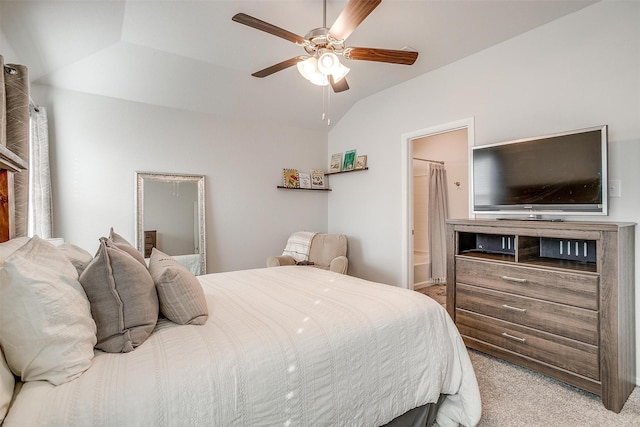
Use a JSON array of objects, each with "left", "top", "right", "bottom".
[{"left": 4, "top": 266, "right": 480, "bottom": 427}]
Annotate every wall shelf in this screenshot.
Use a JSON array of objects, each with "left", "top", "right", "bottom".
[
  {"left": 276, "top": 186, "right": 331, "bottom": 191},
  {"left": 276, "top": 167, "right": 368, "bottom": 191},
  {"left": 324, "top": 167, "right": 368, "bottom": 176}
]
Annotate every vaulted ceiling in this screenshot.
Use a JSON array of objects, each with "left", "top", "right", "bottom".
[{"left": 1, "top": 0, "right": 596, "bottom": 131}]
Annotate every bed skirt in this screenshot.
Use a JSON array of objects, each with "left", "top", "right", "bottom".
[{"left": 384, "top": 395, "right": 446, "bottom": 427}]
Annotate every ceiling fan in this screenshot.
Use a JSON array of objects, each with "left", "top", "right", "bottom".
[{"left": 232, "top": 0, "right": 418, "bottom": 93}]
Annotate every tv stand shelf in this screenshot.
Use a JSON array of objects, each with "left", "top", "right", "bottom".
[{"left": 446, "top": 219, "right": 636, "bottom": 412}]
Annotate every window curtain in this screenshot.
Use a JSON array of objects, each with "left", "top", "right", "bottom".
[
  {"left": 428, "top": 163, "right": 449, "bottom": 283},
  {"left": 1, "top": 55, "right": 30, "bottom": 237},
  {"left": 28, "top": 105, "right": 52, "bottom": 238}
]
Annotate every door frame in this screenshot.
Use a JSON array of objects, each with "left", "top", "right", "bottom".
[{"left": 400, "top": 117, "right": 475, "bottom": 289}]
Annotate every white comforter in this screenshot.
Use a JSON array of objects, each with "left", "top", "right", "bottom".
[{"left": 4, "top": 267, "right": 480, "bottom": 427}]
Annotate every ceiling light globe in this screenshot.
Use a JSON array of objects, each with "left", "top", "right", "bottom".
[
  {"left": 317, "top": 52, "right": 339, "bottom": 75},
  {"left": 308, "top": 74, "right": 329, "bottom": 86},
  {"left": 331, "top": 63, "right": 350, "bottom": 83},
  {"left": 297, "top": 57, "right": 319, "bottom": 81}
]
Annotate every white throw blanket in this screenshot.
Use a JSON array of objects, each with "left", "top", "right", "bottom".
[{"left": 282, "top": 231, "right": 317, "bottom": 262}]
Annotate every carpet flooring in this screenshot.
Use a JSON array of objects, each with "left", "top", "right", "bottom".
[
  {"left": 413, "top": 284, "right": 640, "bottom": 426},
  {"left": 414, "top": 284, "right": 446, "bottom": 306}
]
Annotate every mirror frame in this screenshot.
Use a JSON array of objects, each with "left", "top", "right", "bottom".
[{"left": 135, "top": 172, "right": 206, "bottom": 275}]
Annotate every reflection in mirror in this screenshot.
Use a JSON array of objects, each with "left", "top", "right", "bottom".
[{"left": 135, "top": 172, "right": 206, "bottom": 275}]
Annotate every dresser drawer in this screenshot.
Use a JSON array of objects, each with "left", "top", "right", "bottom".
[
  {"left": 455, "top": 257, "right": 598, "bottom": 310},
  {"left": 456, "top": 283, "right": 598, "bottom": 345},
  {"left": 456, "top": 309, "right": 599, "bottom": 380}
]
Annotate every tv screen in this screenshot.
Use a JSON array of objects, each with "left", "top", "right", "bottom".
[{"left": 472, "top": 125, "right": 608, "bottom": 216}]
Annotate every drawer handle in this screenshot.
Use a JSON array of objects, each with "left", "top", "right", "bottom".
[
  {"left": 502, "top": 304, "right": 527, "bottom": 313},
  {"left": 502, "top": 332, "right": 526, "bottom": 343},
  {"left": 501, "top": 275, "right": 528, "bottom": 284}
]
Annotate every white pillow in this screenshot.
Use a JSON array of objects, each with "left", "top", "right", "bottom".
[
  {"left": 0, "top": 236, "right": 97, "bottom": 385},
  {"left": 0, "top": 345, "right": 14, "bottom": 423},
  {"left": 0, "top": 237, "right": 30, "bottom": 267},
  {"left": 57, "top": 242, "right": 94, "bottom": 277}
]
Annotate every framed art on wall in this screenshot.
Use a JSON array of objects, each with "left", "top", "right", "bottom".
[
  {"left": 311, "top": 169, "right": 325, "bottom": 189},
  {"left": 343, "top": 150, "right": 356, "bottom": 171},
  {"left": 282, "top": 169, "right": 299, "bottom": 188},
  {"left": 330, "top": 153, "right": 342, "bottom": 172},
  {"left": 355, "top": 155, "right": 367, "bottom": 170},
  {"left": 299, "top": 172, "right": 311, "bottom": 189}
]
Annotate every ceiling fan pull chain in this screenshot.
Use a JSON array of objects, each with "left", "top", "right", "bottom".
[
  {"left": 322, "top": 85, "right": 326, "bottom": 121},
  {"left": 327, "top": 87, "right": 331, "bottom": 126}
]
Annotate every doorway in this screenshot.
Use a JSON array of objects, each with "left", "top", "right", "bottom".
[{"left": 401, "top": 118, "right": 474, "bottom": 289}]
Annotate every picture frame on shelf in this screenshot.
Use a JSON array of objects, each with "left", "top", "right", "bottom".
[
  {"left": 282, "top": 168, "right": 299, "bottom": 188},
  {"left": 311, "top": 169, "right": 325, "bottom": 189},
  {"left": 355, "top": 155, "right": 367, "bottom": 170},
  {"left": 330, "top": 153, "right": 342, "bottom": 173},
  {"left": 299, "top": 172, "right": 311, "bottom": 189},
  {"left": 343, "top": 150, "right": 356, "bottom": 171}
]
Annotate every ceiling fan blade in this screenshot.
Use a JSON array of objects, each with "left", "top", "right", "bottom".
[
  {"left": 329, "top": 0, "right": 381, "bottom": 41},
  {"left": 232, "top": 13, "right": 305, "bottom": 44},
  {"left": 251, "top": 57, "right": 305, "bottom": 78},
  {"left": 330, "top": 76, "right": 350, "bottom": 93},
  {"left": 344, "top": 47, "right": 418, "bottom": 65}
]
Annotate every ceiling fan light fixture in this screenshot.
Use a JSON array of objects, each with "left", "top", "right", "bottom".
[
  {"left": 331, "top": 62, "right": 350, "bottom": 83},
  {"left": 297, "top": 56, "right": 319, "bottom": 81},
  {"left": 317, "top": 51, "right": 339, "bottom": 74},
  {"left": 308, "top": 74, "right": 329, "bottom": 86},
  {"left": 297, "top": 56, "right": 329, "bottom": 86}
]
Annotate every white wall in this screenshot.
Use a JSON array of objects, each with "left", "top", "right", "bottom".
[
  {"left": 0, "top": 26, "right": 18, "bottom": 63},
  {"left": 30, "top": 86, "right": 328, "bottom": 273},
  {"left": 327, "top": 1, "right": 640, "bottom": 377}
]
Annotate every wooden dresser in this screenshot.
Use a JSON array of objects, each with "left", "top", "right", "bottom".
[
  {"left": 144, "top": 230, "right": 157, "bottom": 258},
  {"left": 446, "top": 219, "right": 636, "bottom": 412}
]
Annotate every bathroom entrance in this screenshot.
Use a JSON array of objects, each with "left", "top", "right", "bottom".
[{"left": 402, "top": 119, "right": 473, "bottom": 290}]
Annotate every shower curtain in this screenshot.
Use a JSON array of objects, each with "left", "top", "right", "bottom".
[{"left": 428, "top": 163, "right": 448, "bottom": 283}]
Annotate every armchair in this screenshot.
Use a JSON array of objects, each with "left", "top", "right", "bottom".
[{"left": 266, "top": 233, "right": 348, "bottom": 274}]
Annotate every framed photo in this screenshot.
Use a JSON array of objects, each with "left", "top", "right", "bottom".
[
  {"left": 330, "top": 153, "right": 342, "bottom": 172},
  {"left": 299, "top": 172, "right": 311, "bottom": 189},
  {"left": 343, "top": 150, "right": 356, "bottom": 171},
  {"left": 311, "top": 169, "right": 325, "bottom": 189},
  {"left": 355, "top": 155, "right": 367, "bottom": 170},
  {"left": 282, "top": 168, "right": 299, "bottom": 188}
]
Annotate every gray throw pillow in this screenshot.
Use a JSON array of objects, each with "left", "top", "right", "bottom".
[
  {"left": 149, "top": 248, "right": 208, "bottom": 325},
  {"left": 108, "top": 227, "right": 147, "bottom": 267},
  {"left": 79, "top": 238, "right": 158, "bottom": 353}
]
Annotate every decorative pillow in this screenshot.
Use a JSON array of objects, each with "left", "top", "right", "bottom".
[
  {"left": 108, "top": 227, "right": 147, "bottom": 267},
  {"left": 149, "top": 248, "right": 208, "bottom": 325},
  {"left": 0, "top": 237, "right": 30, "bottom": 267},
  {"left": 0, "top": 236, "right": 97, "bottom": 385},
  {"left": 57, "top": 242, "right": 94, "bottom": 277},
  {"left": 79, "top": 238, "right": 158, "bottom": 353},
  {"left": 0, "top": 346, "right": 14, "bottom": 423}
]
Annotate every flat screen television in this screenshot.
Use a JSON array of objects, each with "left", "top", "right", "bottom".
[{"left": 472, "top": 125, "right": 608, "bottom": 217}]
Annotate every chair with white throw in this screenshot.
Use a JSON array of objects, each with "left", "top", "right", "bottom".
[{"left": 266, "top": 232, "right": 348, "bottom": 274}]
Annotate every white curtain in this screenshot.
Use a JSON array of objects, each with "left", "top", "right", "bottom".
[
  {"left": 428, "top": 163, "right": 449, "bottom": 283},
  {"left": 28, "top": 105, "right": 53, "bottom": 238}
]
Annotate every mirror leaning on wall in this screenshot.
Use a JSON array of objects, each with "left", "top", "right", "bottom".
[{"left": 135, "top": 172, "right": 206, "bottom": 275}]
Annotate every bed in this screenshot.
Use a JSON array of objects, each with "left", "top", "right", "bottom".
[{"left": 0, "top": 237, "right": 481, "bottom": 427}]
